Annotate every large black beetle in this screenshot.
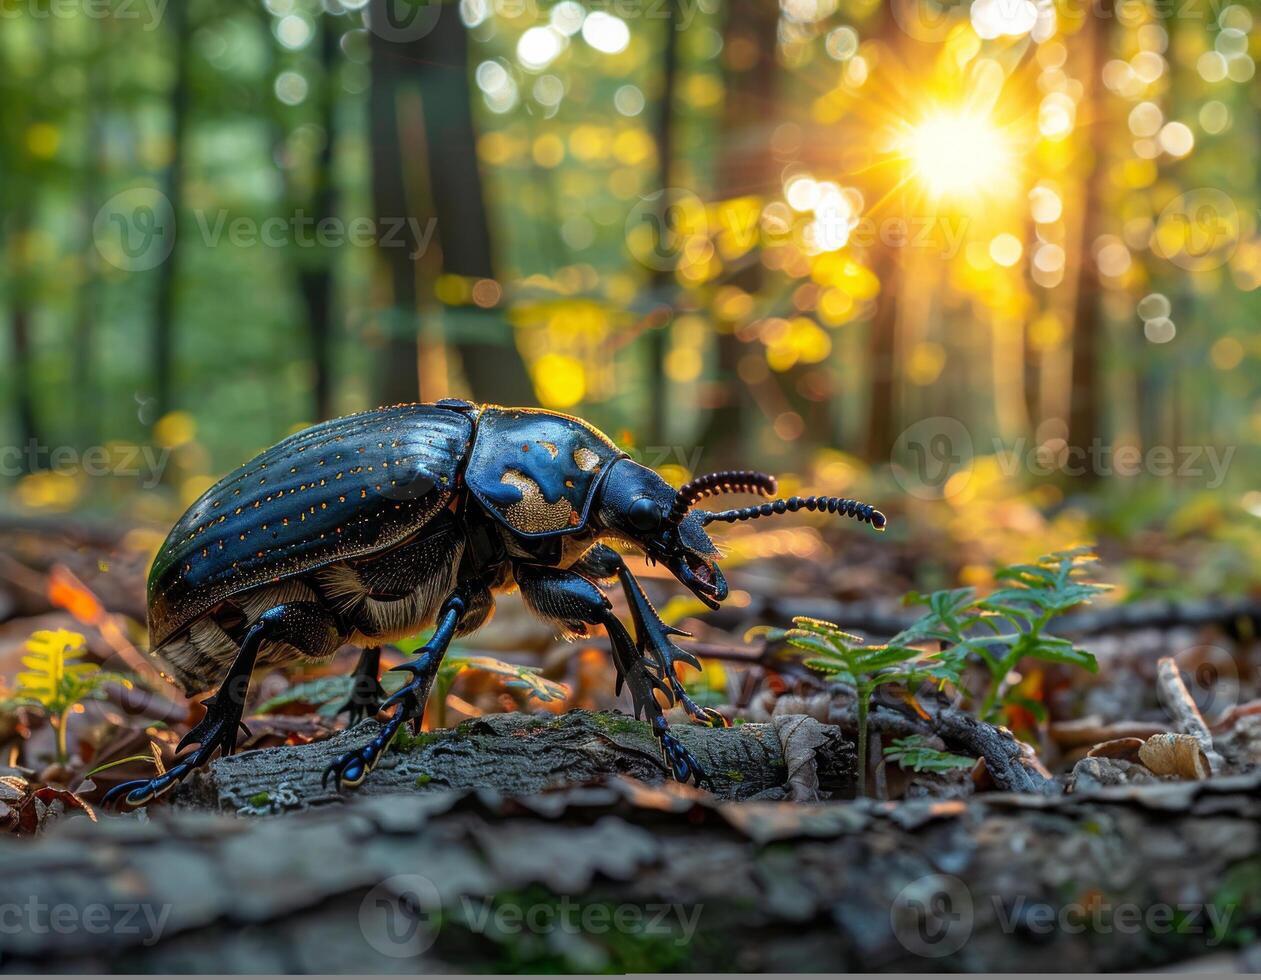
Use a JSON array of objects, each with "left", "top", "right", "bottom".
[{"left": 108, "top": 401, "right": 886, "bottom": 805}]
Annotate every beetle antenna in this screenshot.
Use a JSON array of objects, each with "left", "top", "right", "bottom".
[
  {"left": 669, "top": 470, "right": 777, "bottom": 525},
  {"left": 700, "top": 495, "right": 887, "bottom": 531}
]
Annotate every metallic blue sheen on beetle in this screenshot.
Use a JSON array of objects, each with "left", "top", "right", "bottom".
[{"left": 108, "top": 401, "right": 886, "bottom": 806}]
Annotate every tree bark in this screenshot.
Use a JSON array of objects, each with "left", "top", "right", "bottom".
[{"left": 174, "top": 710, "right": 856, "bottom": 810}]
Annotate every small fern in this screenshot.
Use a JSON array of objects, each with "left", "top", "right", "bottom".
[
  {"left": 781, "top": 617, "right": 961, "bottom": 796},
  {"left": 901, "top": 548, "right": 1105, "bottom": 721},
  {"left": 884, "top": 735, "right": 975, "bottom": 774},
  {"left": 15, "top": 629, "right": 133, "bottom": 764}
]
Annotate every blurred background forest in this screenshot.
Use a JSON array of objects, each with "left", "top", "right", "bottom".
[{"left": 2, "top": 0, "right": 1261, "bottom": 598}]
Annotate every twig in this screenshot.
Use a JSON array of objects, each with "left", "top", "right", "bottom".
[{"left": 1157, "top": 657, "right": 1226, "bottom": 774}]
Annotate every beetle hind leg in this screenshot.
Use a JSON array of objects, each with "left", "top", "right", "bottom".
[{"left": 106, "top": 602, "right": 341, "bottom": 808}]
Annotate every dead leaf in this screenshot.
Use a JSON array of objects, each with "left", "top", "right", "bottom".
[
  {"left": 1087, "top": 737, "right": 1145, "bottom": 762},
  {"left": 1138, "top": 733, "right": 1211, "bottom": 780}
]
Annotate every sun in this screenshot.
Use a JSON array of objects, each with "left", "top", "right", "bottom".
[{"left": 903, "top": 111, "right": 1015, "bottom": 202}]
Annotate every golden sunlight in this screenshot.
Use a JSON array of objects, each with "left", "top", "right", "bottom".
[{"left": 904, "top": 111, "right": 1015, "bottom": 202}]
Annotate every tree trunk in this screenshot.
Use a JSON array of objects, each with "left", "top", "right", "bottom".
[
  {"left": 152, "top": 0, "right": 191, "bottom": 420},
  {"left": 1, "top": 36, "right": 42, "bottom": 467},
  {"left": 369, "top": 14, "right": 422, "bottom": 405},
  {"left": 699, "top": 0, "right": 778, "bottom": 465},
  {"left": 369, "top": 3, "right": 534, "bottom": 405},
  {"left": 296, "top": 12, "right": 340, "bottom": 420},
  {"left": 9, "top": 306, "right": 39, "bottom": 471},
  {"left": 864, "top": 238, "right": 900, "bottom": 461},
  {"left": 415, "top": 12, "right": 532, "bottom": 405},
  {"left": 646, "top": 0, "right": 681, "bottom": 443},
  {"left": 73, "top": 37, "right": 108, "bottom": 447},
  {"left": 1066, "top": 0, "right": 1113, "bottom": 470}
]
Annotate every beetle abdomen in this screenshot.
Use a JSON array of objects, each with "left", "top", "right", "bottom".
[{"left": 148, "top": 404, "right": 473, "bottom": 651}]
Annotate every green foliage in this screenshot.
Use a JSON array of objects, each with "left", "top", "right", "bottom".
[
  {"left": 883, "top": 735, "right": 975, "bottom": 774},
  {"left": 794, "top": 548, "right": 1106, "bottom": 794},
  {"left": 14, "top": 629, "right": 133, "bottom": 764},
  {"left": 420, "top": 652, "right": 569, "bottom": 729},
  {"left": 900, "top": 548, "right": 1105, "bottom": 720},
  {"left": 256, "top": 676, "right": 352, "bottom": 718}
]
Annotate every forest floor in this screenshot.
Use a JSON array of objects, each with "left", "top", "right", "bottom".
[{"left": 0, "top": 512, "right": 1258, "bottom": 971}]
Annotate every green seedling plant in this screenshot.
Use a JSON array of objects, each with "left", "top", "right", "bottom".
[
  {"left": 791, "top": 549, "right": 1105, "bottom": 795},
  {"left": 899, "top": 548, "right": 1104, "bottom": 722},
  {"left": 13, "top": 629, "right": 134, "bottom": 765},
  {"left": 782, "top": 618, "right": 962, "bottom": 796}
]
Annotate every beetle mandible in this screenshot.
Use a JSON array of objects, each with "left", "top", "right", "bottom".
[{"left": 107, "top": 401, "right": 886, "bottom": 805}]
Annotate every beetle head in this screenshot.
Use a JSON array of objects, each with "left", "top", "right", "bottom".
[
  {"left": 596, "top": 459, "right": 729, "bottom": 608},
  {"left": 596, "top": 460, "right": 888, "bottom": 609}
]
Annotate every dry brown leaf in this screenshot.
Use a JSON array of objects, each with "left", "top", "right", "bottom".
[
  {"left": 1087, "top": 737, "right": 1145, "bottom": 762},
  {"left": 1138, "top": 732, "right": 1211, "bottom": 780}
]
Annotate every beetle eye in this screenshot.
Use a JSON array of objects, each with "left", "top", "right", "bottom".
[{"left": 628, "top": 497, "right": 664, "bottom": 532}]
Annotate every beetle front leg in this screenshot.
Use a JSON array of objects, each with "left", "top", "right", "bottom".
[
  {"left": 575, "top": 545, "right": 728, "bottom": 729},
  {"left": 515, "top": 563, "right": 712, "bottom": 787}
]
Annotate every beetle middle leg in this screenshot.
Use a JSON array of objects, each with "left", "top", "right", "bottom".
[
  {"left": 573, "top": 545, "right": 728, "bottom": 729},
  {"left": 322, "top": 581, "right": 491, "bottom": 791},
  {"left": 106, "top": 602, "right": 341, "bottom": 807},
  {"left": 515, "top": 563, "right": 712, "bottom": 787},
  {"left": 336, "top": 646, "right": 385, "bottom": 727}
]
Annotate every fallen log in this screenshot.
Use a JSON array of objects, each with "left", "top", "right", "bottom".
[
  {"left": 1, "top": 770, "right": 1258, "bottom": 971},
  {"left": 173, "top": 710, "right": 859, "bottom": 812}
]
